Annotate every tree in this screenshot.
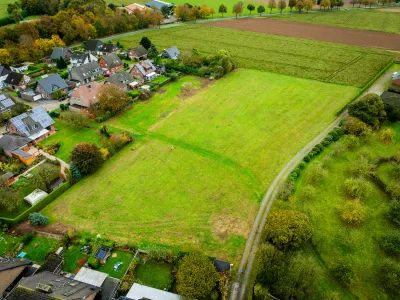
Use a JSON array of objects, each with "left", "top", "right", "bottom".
[
  {"left": 247, "top": 4, "right": 255, "bottom": 14},
  {"left": 160, "top": 4, "right": 170, "bottom": 16},
  {"left": 330, "top": 261, "right": 353, "bottom": 286},
  {"left": 343, "top": 116, "right": 368, "bottom": 136},
  {"left": 148, "top": 44, "right": 159, "bottom": 60},
  {"left": 199, "top": 4, "right": 210, "bottom": 18},
  {"left": 340, "top": 199, "right": 365, "bottom": 224},
  {"left": 256, "top": 243, "right": 284, "bottom": 286},
  {"left": 264, "top": 210, "right": 313, "bottom": 249},
  {"left": 70, "top": 163, "right": 83, "bottom": 182},
  {"left": 0, "top": 186, "right": 22, "bottom": 212},
  {"left": 70, "top": 142, "right": 104, "bottom": 175},
  {"left": 278, "top": 0, "right": 287, "bottom": 12},
  {"left": 150, "top": 8, "right": 164, "bottom": 28},
  {"left": 209, "top": 7, "right": 215, "bottom": 18},
  {"left": 350, "top": 0, "right": 359, "bottom": 6},
  {"left": 304, "top": 0, "right": 313, "bottom": 10},
  {"left": 289, "top": 0, "right": 297, "bottom": 10},
  {"left": 0, "top": 49, "right": 13, "bottom": 65},
  {"left": 29, "top": 163, "right": 60, "bottom": 191},
  {"left": 12, "top": 9, "right": 23, "bottom": 23},
  {"left": 321, "top": 0, "right": 331, "bottom": 8},
  {"left": 337, "top": 0, "right": 344, "bottom": 8},
  {"left": 56, "top": 57, "right": 67, "bottom": 69},
  {"left": 61, "top": 112, "right": 90, "bottom": 129},
  {"left": 139, "top": 36, "right": 152, "bottom": 50},
  {"left": 232, "top": 1, "right": 244, "bottom": 18},
  {"left": 268, "top": 0, "right": 277, "bottom": 12},
  {"left": 295, "top": 0, "right": 305, "bottom": 11},
  {"left": 379, "top": 259, "right": 400, "bottom": 297},
  {"left": 11, "top": 102, "right": 28, "bottom": 116},
  {"left": 348, "top": 93, "right": 386, "bottom": 128},
  {"left": 97, "top": 83, "right": 131, "bottom": 113},
  {"left": 188, "top": 7, "right": 200, "bottom": 22},
  {"left": 380, "top": 231, "right": 400, "bottom": 256},
  {"left": 219, "top": 4, "right": 227, "bottom": 17},
  {"left": 29, "top": 213, "right": 49, "bottom": 226},
  {"left": 344, "top": 177, "right": 372, "bottom": 200},
  {"left": 257, "top": 5, "right": 266, "bottom": 15},
  {"left": 174, "top": 4, "right": 190, "bottom": 21},
  {"left": 388, "top": 201, "right": 400, "bottom": 226},
  {"left": 176, "top": 253, "right": 219, "bottom": 298}
]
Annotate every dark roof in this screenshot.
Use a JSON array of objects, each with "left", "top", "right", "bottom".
[
  {"left": 0, "top": 134, "right": 32, "bottom": 151},
  {"left": 37, "top": 74, "right": 68, "bottom": 95},
  {"left": 0, "top": 258, "right": 31, "bottom": 272},
  {"left": 1, "top": 172, "right": 14, "bottom": 181},
  {"left": 162, "top": 46, "right": 180, "bottom": 59},
  {"left": 69, "top": 62, "right": 103, "bottom": 82},
  {"left": 101, "top": 53, "right": 122, "bottom": 68},
  {"left": 7, "top": 271, "right": 100, "bottom": 300},
  {"left": 0, "top": 65, "right": 11, "bottom": 77},
  {"left": 50, "top": 47, "right": 72, "bottom": 60},
  {"left": 100, "top": 43, "right": 118, "bottom": 53},
  {"left": 381, "top": 91, "right": 400, "bottom": 107},
  {"left": 86, "top": 39, "right": 103, "bottom": 52},
  {"left": 38, "top": 255, "right": 63, "bottom": 274},
  {"left": 100, "top": 276, "right": 120, "bottom": 300},
  {"left": 105, "top": 71, "right": 134, "bottom": 86},
  {"left": 48, "top": 177, "right": 64, "bottom": 193},
  {"left": 213, "top": 259, "right": 232, "bottom": 272},
  {"left": 130, "top": 45, "right": 148, "bottom": 58},
  {"left": 4, "top": 72, "right": 24, "bottom": 85},
  {"left": 145, "top": 0, "right": 173, "bottom": 9}
]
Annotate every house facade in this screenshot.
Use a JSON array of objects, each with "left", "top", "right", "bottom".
[
  {"left": 99, "top": 53, "right": 123, "bottom": 73},
  {"left": 35, "top": 74, "right": 68, "bottom": 100},
  {"left": 129, "top": 59, "right": 157, "bottom": 82},
  {"left": 4, "top": 72, "right": 30, "bottom": 91},
  {"left": 69, "top": 62, "right": 104, "bottom": 85},
  {"left": 70, "top": 52, "right": 98, "bottom": 68},
  {"left": 69, "top": 82, "right": 102, "bottom": 111},
  {"left": 128, "top": 45, "right": 148, "bottom": 60}
]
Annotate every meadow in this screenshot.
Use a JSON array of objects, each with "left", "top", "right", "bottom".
[
  {"left": 269, "top": 9, "right": 400, "bottom": 34},
  {"left": 274, "top": 123, "right": 400, "bottom": 299},
  {"left": 114, "top": 25, "right": 394, "bottom": 88},
  {"left": 44, "top": 69, "right": 359, "bottom": 261},
  {"left": 0, "top": 0, "right": 14, "bottom": 18}
]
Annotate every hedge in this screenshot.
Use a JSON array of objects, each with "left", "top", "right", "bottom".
[{"left": 0, "top": 181, "right": 70, "bottom": 225}]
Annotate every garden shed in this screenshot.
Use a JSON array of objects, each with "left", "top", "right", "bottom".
[{"left": 24, "top": 189, "right": 48, "bottom": 206}]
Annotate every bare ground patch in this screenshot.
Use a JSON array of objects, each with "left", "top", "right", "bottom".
[
  {"left": 205, "top": 18, "right": 400, "bottom": 51},
  {"left": 377, "top": 7, "right": 400, "bottom": 12}
]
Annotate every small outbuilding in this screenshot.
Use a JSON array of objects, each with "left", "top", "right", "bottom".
[
  {"left": 213, "top": 259, "right": 233, "bottom": 272},
  {"left": 24, "top": 189, "right": 48, "bottom": 206},
  {"left": 161, "top": 46, "right": 180, "bottom": 60}
]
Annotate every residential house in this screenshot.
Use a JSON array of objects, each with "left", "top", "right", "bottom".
[
  {"left": 38, "top": 254, "right": 64, "bottom": 274},
  {"left": 69, "top": 62, "right": 104, "bottom": 85},
  {"left": 99, "top": 53, "right": 123, "bottom": 73},
  {"left": 0, "top": 258, "right": 33, "bottom": 297},
  {"left": 10, "top": 62, "right": 30, "bottom": 73},
  {"left": 161, "top": 46, "right": 180, "bottom": 60},
  {"left": 4, "top": 72, "right": 30, "bottom": 91},
  {"left": 69, "top": 82, "right": 102, "bottom": 111},
  {"left": 0, "top": 172, "right": 15, "bottom": 185},
  {"left": 0, "top": 134, "right": 34, "bottom": 164},
  {"left": 35, "top": 74, "right": 68, "bottom": 100},
  {"left": 85, "top": 39, "right": 104, "bottom": 54},
  {"left": 123, "top": 3, "right": 147, "bottom": 13},
  {"left": 5, "top": 271, "right": 100, "bottom": 300},
  {"left": 48, "top": 47, "right": 73, "bottom": 64},
  {"left": 98, "top": 43, "right": 120, "bottom": 55},
  {"left": 125, "top": 283, "right": 188, "bottom": 300},
  {"left": 0, "top": 65, "right": 11, "bottom": 88},
  {"left": 129, "top": 59, "right": 157, "bottom": 82},
  {"left": 7, "top": 106, "right": 55, "bottom": 144},
  {"left": 145, "top": 0, "right": 173, "bottom": 11},
  {"left": 70, "top": 52, "right": 98, "bottom": 68},
  {"left": 74, "top": 267, "right": 120, "bottom": 300},
  {"left": 105, "top": 71, "right": 136, "bottom": 91},
  {"left": 128, "top": 45, "right": 148, "bottom": 60},
  {"left": 0, "top": 93, "right": 15, "bottom": 115}
]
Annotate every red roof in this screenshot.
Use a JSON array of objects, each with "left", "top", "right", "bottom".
[{"left": 392, "top": 79, "right": 400, "bottom": 86}]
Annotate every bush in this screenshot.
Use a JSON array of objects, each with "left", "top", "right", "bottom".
[
  {"left": 344, "top": 177, "right": 372, "bottom": 200},
  {"left": 301, "top": 185, "right": 315, "bottom": 200},
  {"left": 88, "top": 256, "right": 100, "bottom": 269},
  {"left": 29, "top": 212, "right": 49, "bottom": 226},
  {"left": 306, "top": 162, "right": 328, "bottom": 185},
  {"left": 22, "top": 232, "right": 36, "bottom": 245},
  {"left": 70, "top": 143, "right": 104, "bottom": 175},
  {"left": 342, "top": 134, "right": 360, "bottom": 150},
  {"left": 61, "top": 112, "right": 90, "bottom": 129},
  {"left": 70, "top": 163, "right": 83, "bottom": 182},
  {"left": 348, "top": 93, "right": 386, "bottom": 128},
  {"left": 349, "top": 155, "right": 376, "bottom": 178},
  {"left": 388, "top": 201, "right": 400, "bottom": 226},
  {"left": 378, "top": 259, "right": 400, "bottom": 297},
  {"left": 264, "top": 210, "right": 313, "bottom": 249},
  {"left": 330, "top": 261, "right": 353, "bottom": 286},
  {"left": 42, "top": 142, "right": 61, "bottom": 155},
  {"left": 380, "top": 231, "right": 400, "bottom": 256},
  {"left": 339, "top": 199, "right": 365, "bottom": 225},
  {"left": 343, "top": 116, "right": 368, "bottom": 136},
  {"left": 298, "top": 161, "right": 307, "bottom": 169},
  {"left": 49, "top": 110, "right": 60, "bottom": 118},
  {"left": 138, "top": 89, "right": 152, "bottom": 100},
  {"left": 278, "top": 180, "right": 295, "bottom": 201}
]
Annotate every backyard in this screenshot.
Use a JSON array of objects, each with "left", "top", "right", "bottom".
[
  {"left": 0, "top": 234, "right": 21, "bottom": 256},
  {"left": 113, "top": 24, "right": 394, "bottom": 88},
  {"left": 44, "top": 69, "right": 360, "bottom": 261},
  {"left": 22, "top": 235, "right": 58, "bottom": 263},
  {"left": 134, "top": 261, "right": 173, "bottom": 290}
]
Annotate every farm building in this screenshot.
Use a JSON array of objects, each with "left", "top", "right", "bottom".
[{"left": 145, "top": 0, "right": 173, "bottom": 11}]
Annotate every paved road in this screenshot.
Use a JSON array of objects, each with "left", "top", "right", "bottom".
[{"left": 229, "top": 66, "right": 397, "bottom": 300}]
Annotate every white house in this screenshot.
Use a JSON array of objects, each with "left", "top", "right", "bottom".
[{"left": 70, "top": 52, "right": 98, "bottom": 69}]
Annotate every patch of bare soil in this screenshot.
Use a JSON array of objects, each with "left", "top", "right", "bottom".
[
  {"left": 211, "top": 214, "right": 252, "bottom": 242},
  {"left": 12, "top": 220, "right": 71, "bottom": 237},
  {"left": 205, "top": 18, "right": 400, "bottom": 51},
  {"left": 377, "top": 7, "right": 400, "bottom": 12}
]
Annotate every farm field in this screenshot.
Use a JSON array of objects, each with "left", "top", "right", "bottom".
[
  {"left": 114, "top": 24, "right": 394, "bottom": 88},
  {"left": 274, "top": 123, "right": 400, "bottom": 299},
  {"left": 269, "top": 9, "right": 400, "bottom": 34},
  {"left": 44, "top": 69, "right": 360, "bottom": 261}
]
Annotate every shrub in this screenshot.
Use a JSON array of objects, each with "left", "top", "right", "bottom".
[
  {"left": 298, "top": 161, "right": 307, "bottom": 169},
  {"left": 29, "top": 212, "right": 49, "bottom": 226},
  {"left": 61, "top": 112, "right": 90, "bottom": 129},
  {"left": 301, "top": 185, "right": 315, "bottom": 200},
  {"left": 70, "top": 163, "right": 83, "bottom": 182},
  {"left": 339, "top": 199, "right": 365, "bottom": 225},
  {"left": 303, "top": 155, "right": 311, "bottom": 163},
  {"left": 278, "top": 180, "right": 295, "bottom": 201},
  {"left": 49, "top": 110, "right": 60, "bottom": 118},
  {"left": 380, "top": 231, "right": 400, "bottom": 256},
  {"left": 342, "top": 135, "right": 360, "bottom": 150},
  {"left": 343, "top": 116, "right": 368, "bottom": 136},
  {"left": 138, "top": 89, "right": 152, "bottom": 100},
  {"left": 306, "top": 162, "right": 328, "bottom": 185},
  {"left": 348, "top": 93, "right": 386, "bottom": 128},
  {"left": 22, "top": 232, "right": 36, "bottom": 245},
  {"left": 345, "top": 177, "right": 372, "bottom": 200},
  {"left": 42, "top": 142, "right": 61, "bottom": 155},
  {"left": 330, "top": 261, "right": 353, "bottom": 286},
  {"left": 378, "top": 259, "right": 400, "bottom": 297},
  {"left": 70, "top": 143, "right": 104, "bottom": 175},
  {"left": 386, "top": 182, "right": 400, "bottom": 200},
  {"left": 388, "top": 201, "right": 400, "bottom": 226},
  {"left": 88, "top": 256, "right": 100, "bottom": 269},
  {"left": 349, "top": 156, "right": 376, "bottom": 178},
  {"left": 264, "top": 210, "right": 313, "bottom": 249},
  {"left": 256, "top": 243, "right": 284, "bottom": 286},
  {"left": 331, "top": 142, "right": 347, "bottom": 157}
]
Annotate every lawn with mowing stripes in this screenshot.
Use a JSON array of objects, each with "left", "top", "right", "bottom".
[
  {"left": 114, "top": 24, "right": 394, "bottom": 88},
  {"left": 44, "top": 69, "right": 359, "bottom": 261}
]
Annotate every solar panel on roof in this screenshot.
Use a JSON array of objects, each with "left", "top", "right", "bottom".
[
  {"left": 1, "top": 98, "right": 15, "bottom": 108},
  {"left": 0, "top": 94, "right": 6, "bottom": 100}
]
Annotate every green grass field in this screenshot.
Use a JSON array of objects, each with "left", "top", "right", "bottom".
[
  {"left": 0, "top": 0, "right": 14, "bottom": 18},
  {"left": 44, "top": 69, "right": 360, "bottom": 261},
  {"left": 114, "top": 25, "right": 394, "bottom": 88},
  {"left": 269, "top": 9, "right": 400, "bottom": 34},
  {"left": 134, "top": 262, "right": 173, "bottom": 290},
  {"left": 23, "top": 235, "right": 57, "bottom": 263},
  {"left": 274, "top": 123, "right": 400, "bottom": 299},
  {"left": 98, "top": 250, "right": 134, "bottom": 278}
]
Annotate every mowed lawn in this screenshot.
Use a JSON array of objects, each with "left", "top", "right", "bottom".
[
  {"left": 114, "top": 25, "right": 394, "bottom": 88},
  {"left": 0, "top": 0, "right": 14, "bottom": 18},
  {"left": 269, "top": 9, "right": 400, "bottom": 34},
  {"left": 44, "top": 69, "right": 359, "bottom": 261}
]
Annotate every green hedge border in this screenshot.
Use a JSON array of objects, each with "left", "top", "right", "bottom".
[
  {"left": 0, "top": 181, "right": 70, "bottom": 225},
  {"left": 336, "top": 59, "right": 395, "bottom": 115}
]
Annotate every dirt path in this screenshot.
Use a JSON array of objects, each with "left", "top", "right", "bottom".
[
  {"left": 205, "top": 18, "right": 400, "bottom": 51},
  {"left": 39, "top": 150, "right": 70, "bottom": 178}
]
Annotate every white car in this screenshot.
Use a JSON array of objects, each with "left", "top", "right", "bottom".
[{"left": 392, "top": 72, "right": 400, "bottom": 80}]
